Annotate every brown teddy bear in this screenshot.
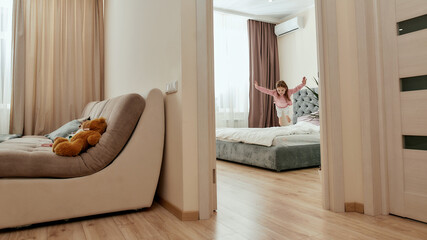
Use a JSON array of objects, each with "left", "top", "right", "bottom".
[{"left": 52, "top": 117, "right": 107, "bottom": 157}]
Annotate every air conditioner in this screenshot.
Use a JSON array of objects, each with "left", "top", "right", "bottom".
[{"left": 275, "top": 16, "right": 303, "bottom": 37}]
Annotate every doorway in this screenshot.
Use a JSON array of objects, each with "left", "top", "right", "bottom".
[{"left": 212, "top": 0, "right": 325, "bottom": 215}]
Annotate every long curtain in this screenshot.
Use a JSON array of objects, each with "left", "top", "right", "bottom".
[
  {"left": 10, "top": 0, "right": 104, "bottom": 135},
  {"left": 248, "top": 20, "right": 280, "bottom": 128},
  {"left": 0, "top": 0, "right": 13, "bottom": 134},
  {"left": 214, "top": 12, "right": 249, "bottom": 128}
]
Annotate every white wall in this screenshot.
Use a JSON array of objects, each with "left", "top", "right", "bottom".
[
  {"left": 278, "top": 7, "right": 318, "bottom": 97},
  {"left": 104, "top": 1, "right": 181, "bottom": 96},
  {"left": 277, "top": 7, "right": 318, "bottom": 122},
  {"left": 104, "top": 0, "right": 199, "bottom": 214}
]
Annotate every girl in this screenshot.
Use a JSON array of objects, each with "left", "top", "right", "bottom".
[{"left": 254, "top": 77, "right": 307, "bottom": 126}]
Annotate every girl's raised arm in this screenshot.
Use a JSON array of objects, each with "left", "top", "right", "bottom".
[
  {"left": 288, "top": 77, "right": 307, "bottom": 95},
  {"left": 254, "top": 81, "right": 276, "bottom": 96}
]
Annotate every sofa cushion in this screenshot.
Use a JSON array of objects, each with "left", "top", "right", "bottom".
[
  {"left": 79, "top": 93, "right": 146, "bottom": 173},
  {"left": 0, "top": 94, "right": 145, "bottom": 178}
]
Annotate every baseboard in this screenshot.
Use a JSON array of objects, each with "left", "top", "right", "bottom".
[
  {"left": 345, "top": 202, "right": 364, "bottom": 214},
  {"left": 155, "top": 196, "right": 199, "bottom": 221}
]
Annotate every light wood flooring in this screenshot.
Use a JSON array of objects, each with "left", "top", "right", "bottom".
[{"left": 1, "top": 160, "right": 426, "bottom": 240}]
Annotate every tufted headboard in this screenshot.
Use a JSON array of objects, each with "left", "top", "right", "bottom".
[{"left": 293, "top": 88, "right": 319, "bottom": 124}]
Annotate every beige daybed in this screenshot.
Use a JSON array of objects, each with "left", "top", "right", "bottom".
[{"left": 0, "top": 89, "right": 164, "bottom": 229}]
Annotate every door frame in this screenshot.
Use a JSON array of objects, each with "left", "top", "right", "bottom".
[
  {"left": 196, "top": 0, "right": 216, "bottom": 220},
  {"left": 196, "top": 0, "right": 394, "bottom": 217},
  {"left": 354, "top": 0, "right": 389, "bottom": 216},
  {"left": 343, "top": 0, "right": 398, "bottom": 216},
  {"left": 196, "top": 0, "right": 342, "bottom": 216},
  {"left": 315, "top": 0, "right": 345, "bottom": 212},
  {"left": 315, "top": 0, "right": 391, "bottom": 215}
]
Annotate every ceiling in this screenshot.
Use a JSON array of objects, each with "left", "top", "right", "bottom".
[{"left": 214, "top": 0, "right": 314, "bottom": 22}]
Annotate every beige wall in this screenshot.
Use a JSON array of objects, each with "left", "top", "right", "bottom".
[
  {"left": 104, "top": 0, "right": 199, "bottom": 213},
  {"left": 278, "top": 7, "right": 318, "bottom": 92},
  {"left": 335, "top": 0, "right": 364, "bottom": 204}
]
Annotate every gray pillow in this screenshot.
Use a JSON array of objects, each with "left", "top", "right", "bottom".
[{"left": 45, "top": 120, "right": 82, "bottom": 141}]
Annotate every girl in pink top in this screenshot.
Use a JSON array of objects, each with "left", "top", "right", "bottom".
[{"left": 255, "top": 77, "right": 307, "bottom": 126}]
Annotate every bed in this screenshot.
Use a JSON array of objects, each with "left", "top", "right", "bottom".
[{"left": 216, "top": 88, "right": 320, "bottom": 171}]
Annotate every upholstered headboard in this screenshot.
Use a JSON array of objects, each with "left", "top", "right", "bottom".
[{"left": 293, "top": 88, "right": 319, "bottom": 124}]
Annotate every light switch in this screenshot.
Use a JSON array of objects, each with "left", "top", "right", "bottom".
[{"left": 166, "top": 80, "right": 178, "bottom": 94}]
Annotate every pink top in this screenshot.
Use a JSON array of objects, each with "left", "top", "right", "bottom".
[{"left": 255, "top": 82, "right": 306, "bottom": 108}]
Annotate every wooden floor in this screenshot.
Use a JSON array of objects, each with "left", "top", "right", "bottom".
[{"left": 1, "top": 160, "right": 426, "bottom": 240}]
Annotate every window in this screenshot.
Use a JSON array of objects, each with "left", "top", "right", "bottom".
[
  {"left": 214, "top": 11, "right": 250, "bottom": 128},
  {"left": 0, "top": 0, "right": 12, "bottom": 134}
]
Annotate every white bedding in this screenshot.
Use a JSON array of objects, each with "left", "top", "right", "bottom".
[
  {"left": 216, "top": 122, "right": 320, "bottom": 147},
  {"left": 272, "top": 133, "right": 320, "bottom": 146}
]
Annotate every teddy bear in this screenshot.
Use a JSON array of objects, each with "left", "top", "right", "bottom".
[{"left": 52, "top": 117, "right": 107, "bottom": 157}]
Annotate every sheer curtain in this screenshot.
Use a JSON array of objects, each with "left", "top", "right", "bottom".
[
  {"left": 214, "top": 12, "right": 249, "bottom": 128},
  {"left": 10, "top": 0, "right": 104, "bottom": 135},
  {"left": 0, "top": 0, "right": 12, "bottom": 134}
]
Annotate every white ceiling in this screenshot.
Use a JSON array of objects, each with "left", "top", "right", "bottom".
[{"left": 214, "top": 0, "right": 314, "bottom": 22}]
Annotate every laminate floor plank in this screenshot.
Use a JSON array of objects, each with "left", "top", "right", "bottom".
[
  {"left": 47, "top": 222, "right": 86, "bottom": 240},
  {"left": 81, "top": 217, "right": 126, "bottom": 240},
  {"left": 0, "top": 233, "right": 9, "bottom": 240},
  {"left": 1, "top": 160, "right": 426, "bottom": 240},
  {"left": 7, "top": 227, "right": 47, "bottom": 240},
  {"left": 113, "top": 211, "right": 166, "bottom": 240},
  {"left": 141, "top": 203, "right": 210, "bottom": 240},
  {"left": 183, "top": 214, "right": 236, "bottom": 240}
]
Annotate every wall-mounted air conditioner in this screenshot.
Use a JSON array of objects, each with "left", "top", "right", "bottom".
[{"left": 274, "top": 16, "right": 303, "bottom": 37}]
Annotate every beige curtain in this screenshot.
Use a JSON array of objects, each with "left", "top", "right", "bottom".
[
  {"left": 248, "top": 20, "right": 280, "bottom": 128},
  {"left": 10, "top": 0, "right": 104, "bottom": 135}
]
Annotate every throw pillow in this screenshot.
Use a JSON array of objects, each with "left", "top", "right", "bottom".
[{"left": 45, "top": 117, "right": 89, "bottom": 141}]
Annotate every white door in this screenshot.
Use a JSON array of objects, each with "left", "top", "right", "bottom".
[{"left": 382, "top": 0, "right": 427, "bottom": 223}]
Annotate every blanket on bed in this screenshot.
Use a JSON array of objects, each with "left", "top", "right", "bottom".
[{"left": 216, "top": 122, "right": 320, "bottom": 147}]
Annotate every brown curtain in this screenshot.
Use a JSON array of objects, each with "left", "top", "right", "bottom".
[
  {"left": 10, "top": 0, "right": 104, "bottom": 135},
  {"left": 248, "top": 20, "right": 280, "bottom": 128}
]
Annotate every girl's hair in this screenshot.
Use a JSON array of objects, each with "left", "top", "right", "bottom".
[{"left": 276, "top": 80, "right": 290, "bottom": 101}]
